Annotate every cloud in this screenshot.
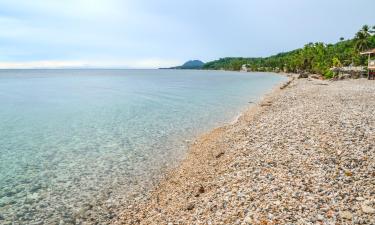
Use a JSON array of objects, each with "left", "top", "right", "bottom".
[
  {"left": 0, "top": 59, "right": 181, "bottom": 69},
  {"left": 0, "top": 0, "right": 374, "bottom": 68}
]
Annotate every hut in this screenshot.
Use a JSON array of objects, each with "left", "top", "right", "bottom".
[{"left": 360, "top": 48, "right": 375, "bottom": 80}]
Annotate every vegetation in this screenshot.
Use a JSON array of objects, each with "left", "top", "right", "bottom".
[
  {"left": 203, "top": 25, "right": 375, "bottom": 78},
  {"left": 164, "top": 60, "right": 205, "bottom": 69}
]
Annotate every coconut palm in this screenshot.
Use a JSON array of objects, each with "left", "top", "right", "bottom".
[
  {"left": 362, "top": 25, "right": 370, "bottom": 34},
  {"left": 370, "top": 25, "right": 375, "bottom": 34},
  {"left": 354, "top": 26, "right": 371, "bottom": 52}
]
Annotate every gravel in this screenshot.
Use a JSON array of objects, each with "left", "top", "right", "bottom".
[{"left": 116, "top": 78, "right": 375, "bottom": 225}]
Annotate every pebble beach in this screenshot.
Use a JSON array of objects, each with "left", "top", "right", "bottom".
[{"left": 117, "top": 77, "right": 375, "bottom": 224}]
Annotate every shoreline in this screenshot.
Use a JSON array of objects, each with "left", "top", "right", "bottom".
[
  {"left": 114, "top": 75, "right": 290, "bottom": 222},
  {"left": 115, "top": 75, "right": 294, "bottom": 224},
  {"left": 116, "top": 77, "right": 375, "bottom": 224}
]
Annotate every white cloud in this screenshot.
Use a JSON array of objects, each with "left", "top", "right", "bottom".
[
  {"left": 1, "top": 0, "right": 129, "bottom": 21},
  {"left": 0, "top": 59, "right": 181, "bottom": 69}
]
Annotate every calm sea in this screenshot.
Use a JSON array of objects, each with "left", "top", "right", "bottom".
[{"left": 0, "top": 69, "right": 285, "bottom": 224}]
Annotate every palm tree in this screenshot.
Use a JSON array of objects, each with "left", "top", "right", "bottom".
[
  {"left": 355, "top": 32, "right": 369, "bottom": 52},
  {"left": 370, "top": 25, "right": 375, "bottom": 34},
  {"left": 354, "top": 26, "right": 371, "bottom": 52},
  {"left": 362, "top": 25, "right": 370, "bottom": 34}
]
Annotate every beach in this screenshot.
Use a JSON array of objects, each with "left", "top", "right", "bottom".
[
  {"left": 0, "top": 70, "right": 285, "bottom": 225},
  {"left": 117, "top": 77, "right": 375, "bottom": 224}
]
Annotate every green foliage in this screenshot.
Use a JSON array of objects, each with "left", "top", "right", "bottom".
[
  {"left": 332, "top": 57, "right": 342, "bottom": 67},
  {"left": 203, "top": 25, "right": 375, "bottom": 77},
  {"left": 324, "top": 70, "right": 335, "bottom": 79}
]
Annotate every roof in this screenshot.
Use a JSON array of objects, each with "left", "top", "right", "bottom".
[{"left": 360, "top": 48, "right": 375, "bottom": 55}]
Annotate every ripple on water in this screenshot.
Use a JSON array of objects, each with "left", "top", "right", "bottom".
[{"left": 0, "top": 69, "right": 286, "bottom": 223}]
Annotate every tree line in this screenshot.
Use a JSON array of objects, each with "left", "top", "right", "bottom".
[{"left": 203, "top": 25, "right": 375, "bottom": 78}]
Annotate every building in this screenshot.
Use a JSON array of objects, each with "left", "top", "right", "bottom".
[{"left": 360, "top": 48, "right": 375, "bottom": 80}]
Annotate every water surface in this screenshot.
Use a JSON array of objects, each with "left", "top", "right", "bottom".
[{"left": 0, "top": 69, "right": 285, "bottom": 224}]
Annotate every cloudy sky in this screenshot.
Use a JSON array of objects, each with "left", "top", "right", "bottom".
[{"left": 0, "top": 0, "right": 374, "bottom": 68}]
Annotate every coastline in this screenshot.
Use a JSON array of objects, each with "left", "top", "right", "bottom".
[
  {"left": 114, "top": 75, "right": 292, "bottom": 224},
  {"left": 116, "top": 76, "right": 375, "bottom": 224}
]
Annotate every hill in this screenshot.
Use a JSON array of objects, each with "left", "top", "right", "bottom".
[
  {"left": 163, "top": 60, "right": 205, "bottom": 69},
  {"left": 203, "top": 25, "right": 375, "bottom": 78}
]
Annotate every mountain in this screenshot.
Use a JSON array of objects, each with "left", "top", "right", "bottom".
[
  {"left": 179, "top": 60, "right": 205, "bottom": 69},
  {"left": 162, "top": 60, "right": 205, "bottom": 69}
]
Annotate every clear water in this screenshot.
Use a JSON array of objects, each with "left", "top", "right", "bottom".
[{"left": 0, "top": 69, "right": 285, "bottom": 224}]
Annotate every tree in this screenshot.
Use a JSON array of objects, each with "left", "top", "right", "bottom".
[
  {"left": 362, "top": 25, "right": 370, "bottom": 35},
  {"left": 332, "top": 57, "right": 342, "bottom": 67},
  {"left": 202, "top": 24, "right": 374, "bottom": 77},
  {"left": 370, "top": 25, "right": 375, "bottom": 34},
  {"left": 354, "top": 26, "right": 371, "bottom": 52}
]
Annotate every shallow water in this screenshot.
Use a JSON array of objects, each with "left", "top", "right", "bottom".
[{"left": 0, "top": 69, "right": 285, "bottom": 224}]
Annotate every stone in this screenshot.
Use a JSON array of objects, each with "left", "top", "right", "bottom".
[
  {"left": 309, "top": 74, "right": 322, "bottom": 80},
  {"left": 362, "top": 204, "right": 375, "bottom": 214},
  {"left": 198, "top": 186, "right": 205, "bottom": 194},
  {"left": 298, "top": 73, "right": 309, "bottom": 79},
  {"left": 243, "top": 216, "right": 252, "bottom": 224},
  {"left": 337, "top": 73, "right": 351, "bottom": 80},
  {"left": 316, "top": 214, "right": 324, "bottom": 221},
  {"left": 340, "top": 211, "right": 353, "bottom": 219},
  {"left": 186, "top": 203, "right": 195, "bottom": 211},
  {"left": 30, "top": 184, "right": 42, "bottom": 193}
]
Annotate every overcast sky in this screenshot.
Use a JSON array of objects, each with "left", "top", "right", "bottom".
[{"left": 0, "top": 0, "right": 374, "bottom": 68}]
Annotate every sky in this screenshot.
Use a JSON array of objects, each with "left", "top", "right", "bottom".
[{"left": 0, "top": 0, "right": 374, "bottom": 69}]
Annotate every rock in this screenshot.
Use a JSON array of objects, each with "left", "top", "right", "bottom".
[
  {"left": 361, "top": 204, "right": 375, "bottom": 214},
  {"left": 243, "top": 216, "right": 252, "bottom": 224},
  {"left": 340, "top": 211, "right": 353, "bottom": 219},
  {"left": 338, "top": 73, "right": 351, "bottom": 80},
  {"left": 215, "top": 152, "right": 225, "bottom": 158},
  {"left": 30, "top": 184, "right": 42, "bottom": 193},
  {"left": 280, "top": 79, "right": 293, "bottom": 89},
  {"left": 309, "top": 74, "right": 322, "bottom": 80},
  {"left": 326, "top": 210, "right": 334, "bottom": 218},
  {"left": 344, "top": 171, "right": 353, "bottom": 177},
  {"left": 260, "top": 102, "right": 272, "bottom": 107},
  {"left": 298, "top": 73, "right": 309, "bottom": 79},
  {"left": 356, "top": 197, "right": 365, "bottom": 201},
  {"left": 186, "top": 203, "right": 194, "bottom": 211},
  {"left": 316, "top": 214, "right": 324, "bottom": 221},
  {"left": 198, "top": 186, "right": 205, "bottom": 194},
  {"left": 273, "top": 200, "right": 281, "bottom": 205}
]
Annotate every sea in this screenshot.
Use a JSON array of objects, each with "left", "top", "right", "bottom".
[{"left": 0, "top": 69, "right": 286, "bottom": 224}]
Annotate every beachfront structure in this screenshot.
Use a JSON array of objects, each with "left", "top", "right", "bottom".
[
  {"left": 360, "top": 48, "right": 375, "bottom": 80},
  {"left": 330, "top": 66, "right": 366, "bottom": 79}
]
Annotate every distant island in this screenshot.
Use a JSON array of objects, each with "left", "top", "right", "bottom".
[{"left": 161, "top": 60, "right": 204, "bottom": 70}]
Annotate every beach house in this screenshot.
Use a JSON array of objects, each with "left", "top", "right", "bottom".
[{"left": 360, "top": 48, "right": 375, "bottom": 80}]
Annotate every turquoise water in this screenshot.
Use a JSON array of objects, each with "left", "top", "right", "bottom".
[{"left": 0, "top": 69, "right": 285, "bottom": 224}]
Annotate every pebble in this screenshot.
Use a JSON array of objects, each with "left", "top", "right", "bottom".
[
  {"left": 340, "top": 211, "right": 353, "bottom": 219},
  {"left": 243, "top": 216, "right": 252, "bottom": 224},
  {"left": 362, "top": 204, "right": 375, "bottom": 214},
  {"left": 117, "top": 79, "right": 375, "bottom": 225}
]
